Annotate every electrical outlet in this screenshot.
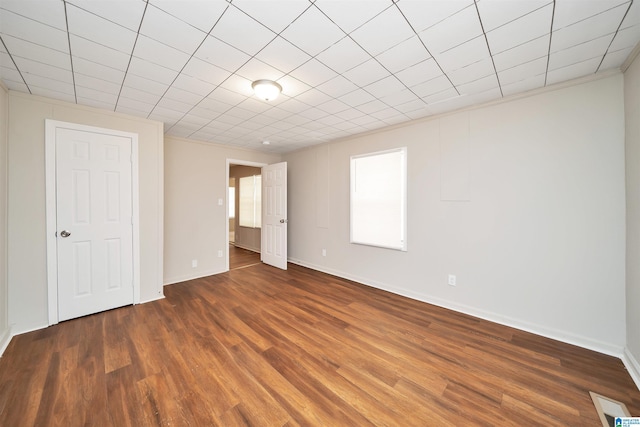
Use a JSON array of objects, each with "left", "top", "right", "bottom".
[
  {"left": 192, "top": 259, "right": 198, "bottom": 268},
  {"left": 217, "top": 250, "right": 223, "bottom": 258},
  {"left": 322, "top": 249, "right": 326, "bottom": 257},
  {"left": 448, "top": 274, "right": 456, "bottom": 286}
]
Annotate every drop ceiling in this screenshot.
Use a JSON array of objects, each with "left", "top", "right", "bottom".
[{"left": 1, "top": 0, "right": 639, "bottom": 153}]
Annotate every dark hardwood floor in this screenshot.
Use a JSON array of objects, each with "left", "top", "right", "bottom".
[
  {"left": 0, "top": 257, "right": 638, "bottom": 426},
  {"left": 229, "top": 244, "right": 261, "bottom": 270}
]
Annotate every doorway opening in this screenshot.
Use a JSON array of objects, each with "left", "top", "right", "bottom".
[{"left": 226, "top": 159, "right": 267, "bottom": 272}]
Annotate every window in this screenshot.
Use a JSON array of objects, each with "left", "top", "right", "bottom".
[
  {"left": 350, "top": 147, "right": 407, "bottom": 251},
  {"left": 239, "top": 175, "right": 261, "bottom": 228}
]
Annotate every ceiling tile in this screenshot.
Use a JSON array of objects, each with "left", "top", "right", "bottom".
[
  {"left": 156, "top": 96, "right": 194, "bottom": 115},
  {"left": 553, "top": 0, "right": 629, "bottom": 29},
  {"left": 546, "top": 57, "right": 601, "bottom": 85},
  {"left": 395, "top": 58, "right": 443, "bottom": 87},
  {"left": 75, "top": 73, "right": 120, "bottom": 95},
  {"left": 599, "top": 46, "right": 634, "bottom": 70},
  {"left": 69, "top": 35, "right": 131, "bottom": 71},
  {"left": 356, "top": 99, "right": 388, "bottom": 114},
  {"left": 139, "top": 5, "right": 206, "bottom": 54},
  {"left": 411, "top": 75, "right": 454, "bottom": 98},
  {"left": 418, "top": 4, "right": 482, "bottom": 54},
  {"left": 76, "top": 85, "right": 118, "bottom": 105},
  {"left": 477, "top": 0, "right": 552, "bottom": 32},
  {"left": 2, "top": 36, "right": 70, "bottom": 71},
  {"left": 501, "top": 73, "right": 546, "bottom": 96},
  {"left": 210, "top": 6, "right": 275, "bottom": 56},
  {"left": 423, "top": 87, "right": 459, "bottom": 104},
  {"left": 127, "top": 57, "right": 179, "bottom": 86},
  {"left": 456, "top": 74, "right": 500, "bottom": 95},
  {"left": 280, "top": 6, "right": 344, "bottom": 57},
  {"left": 148, "top": 0, "right": 229, "bottom": 32},
  {"left": 133, "top": 35, "right": 190, "bottom": 72},
  {"left": 313, "top": 0, "right": 391, "bottom": 34},
  {"left": 551, "top": 3, "right": 629, "bottom": 53},
  {"left": 315, "top": 37, "right": 371, "bottom": 74},
  {"left": 350, "top": 7, "right": 415, "bottom": 56},
  {"left": 73, "top": 57, "right": 125, "bottom": 85},
  {"left": 66, "top": 0, "right": 146, "bottom": 32},
  {"left": 316, "top": 76, "right": 359, "bottom": 98},
  {"left": 342, "top": 59, "right": 390, "bottom": 87},
  {"left": 339, "top": 88, "right": 377, "bottom": 107},
  {"left": 375, "top": 36, "right": 430, "bottom": 73},
  {"left": 289, "top": 58, "right": 338, "bottom": 87},
  {"left": 232, "top": 0, "right": 311, "bottom": 33},
  {"left": 255, "top": 37, "right": 311, "bottom": 75},
  {"left": 364, "top": 76, "right": 407, "bottom": 98},
  {"left": 115, "top": 97, "right": 157, "bottom": 115},
  {"left": 209, "top": 86, "right": 249, "bottom": 106},
  {"left": 498, "top": 56, "right": 547, "bottom": 86},
  {"left": 549, "top": 34, "right": 613, "bottom": 71},
  {"left": 235, "top": 58, "right": 286, "bottom": 83},
  {"left": 181, "top": 57, "right": 229, "bottom": 87},
  {"left": 294, "top": 88, "right": 333, "bottom": 106},
  {"left": 492, "top": 35, "right": 549, "bottom": 71},
  {"left": 164, "top": 86, "right": 204, "bottom": 106},
  {"left": 119, "top": 85, "right": 163, "bottom": 106},
  {"left": 30, "top": 85, "right": 76, "bottom": 102},
  {"left": 276, "top": 75, "right": 312, "bottom": 98},
  {"left": 317, "top": 98, "right": 351, "bottom": 114},
  {"left": 122, "top": 73, "right": 170, "bottom": 97},
  {"left": 14, "top": 57, "right": 73, "bottom": 85},
  {"left": 278, "top": 98, "right": 312, "bottom": 114},
  {"left": 67, "top": 4, "right": 137, "bottom": 54},
  {"left": 609, "top": 24, "right": 640, "bottom": 51},
  {"left": 172, "top": 73, "right": 217, "bottom": 97},
  {"left": 447, "top": 58, "right": 495, "bottom": 86},
  {"left": 0, "top": 0, "right": 67, "bottom": 30},
  {"left": 298, "top": 107, "right": 330, "bottom": 121},
  {"left": 195, "top": 36, "right": 251, "bottom": 73},
  {"left": 219, "top": 74, "right": 255, "bottom": 100},
  {"left": 380, "top": 88, "right": 422, "bottom": 108},
  {"left": 485, "top": 3, "right": 553, "bottom": 54},
  {"left": 0, "top": 10, "right": 69, "bottom": 52},
  {"left": 26, "top": 74, "right": 74, "bottom": 95},
  {"left": 396, "top": 0, "right": 473, "bottom": 33},
  {"left": 436, "top": 36, "right": 490, "bottom": 72}
]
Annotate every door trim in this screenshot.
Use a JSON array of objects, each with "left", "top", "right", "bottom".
[{"left": 45, "top": 120, "right": 141, "bottom": 325}]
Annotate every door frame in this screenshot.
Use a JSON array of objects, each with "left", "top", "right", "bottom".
[
  {"left": 225, "top": 159, "right": 267, "bottom": 272},
  {"left": 45, "top": 120, "right": 141, "bottom": 325}
]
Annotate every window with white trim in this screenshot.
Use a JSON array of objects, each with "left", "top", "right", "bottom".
[
  {"left": 350, "top": 147, "right": 407, "bottom": 251},
  {"left": 239, "top": 175, "right": 261, "bottom": 228}
]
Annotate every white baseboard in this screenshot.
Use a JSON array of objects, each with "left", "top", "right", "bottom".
[
  {"left": 0, "top": 325, "right": 12, "bottom": 358},
  {"left": 139, "top": 294, "right": 165, "bottom": 304},
  {"left": 164, "top": 268, "right": 227, "bottom": 286},
  {"left": 232, "top": 243, "right": 260, "bottom": 253},
  {"left": 288, "top": 257, "right": 624, "bottom": 359},
  {"left": 622, "top": 347, "right": 640, "bottom": 391}
]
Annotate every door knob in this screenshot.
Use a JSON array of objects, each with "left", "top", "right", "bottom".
[
  {"left": 60, "top": 230, "right": 71, "bottom": 238},
  {"left": 279, "top": 219, "right": 288, "bottom": 223}
]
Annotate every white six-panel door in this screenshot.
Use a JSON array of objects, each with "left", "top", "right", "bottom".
[
  {"left": 55, "top": 127, "right": 134, "bottom": 321},
  {"left": 261, "top": 162, "right": 287, "bottom": 270}
]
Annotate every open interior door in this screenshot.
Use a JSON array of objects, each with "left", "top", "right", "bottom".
[{"left": 261, "top": 162, "right": 287, "bottom": 270}]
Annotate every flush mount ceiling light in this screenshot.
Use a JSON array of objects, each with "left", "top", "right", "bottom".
[{"left": 252, "top": 79, "right": 282, "bottom": 101}]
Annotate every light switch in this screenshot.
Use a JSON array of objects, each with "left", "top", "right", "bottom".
[{"left": 218, "top": 198, "right": 223, "bottom": 206}]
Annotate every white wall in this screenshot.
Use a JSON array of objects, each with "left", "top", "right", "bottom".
[
  {"left": 0, "top": 84, "right": 9, "bottom": 353},
  {"left": 284, "top": 74, "right": 627, "bottom": 355},
  {"left": 624, "top": 51, "right": 640, "bottom": 385},
  {"left": 163, "top": 137, "right": 279, "bottom": 285},
  {"left": 8, "top": 92, "right": 164, "bottom": 334}
]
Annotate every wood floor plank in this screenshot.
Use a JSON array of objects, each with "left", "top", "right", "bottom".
[{"left": 0, "top": 259, "right": 638, "bottom": 426}]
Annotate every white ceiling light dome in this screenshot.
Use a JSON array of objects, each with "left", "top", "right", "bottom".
[{"left": 252, "top": 79, "right": 282, "bottom": 101}]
